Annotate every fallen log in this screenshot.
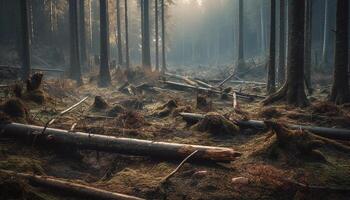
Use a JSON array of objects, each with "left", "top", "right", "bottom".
[
  {"left": 179, "top": 112, "right": 350, "bottom": 141},
  {"left": 164, "top": 72, "right": 198, "bottom": 86},
  {"left": 193, "top": 79, "right": 216, "bottom": 89},
  {"left": 0, "top": 65, "right": 64, "bottom": 73},
  {"left": 0, "top": 169, "right": 144, "bottom": 200},
  {"left": 162, "top": 81, "right": 254, "bottom": 101},
  {"left": 0, "top": 123, "right": 242, "bottom": 162}
]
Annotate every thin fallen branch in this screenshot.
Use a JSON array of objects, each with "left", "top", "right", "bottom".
[
  {"left": 179, "top": 112, "right": 350, "bottom": 141},
  {"left": 0, "top": 169, "right": 145, "bottom": 200},
  {"left": 162, "top": 81, "right": 254, "bottom": 101},
  {"left": 0, "top": 123, "right": 242, "bottom": 162},
  {"left": 165, "top": 72, "right": 198, "bottom": 86},
  {"left": 161, "top": 150, "right": 199, "bottom": 183}
]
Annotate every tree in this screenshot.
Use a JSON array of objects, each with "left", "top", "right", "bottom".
[
  {"left": 116, "top": 0, "right": 123, "bottom": 67},
  {"left": 155, "top": 0, "right": 159, "bottom": 71},
  {"left": 19, "top": 0, "right": 31, "bottom": 80},
  {"left": 69, "top": 0, "right": 83, "bottom": 85},
  {"left": 124, "top": 0, "right": 130, "bottom": 69},
  {"left": 263, "top": 0, "right": 308, "bottom": 107},
  {"left": 142, "top": 0, "right": 151, "bottom": 69},
  {"left": 321, "top": 0, "right": 329, "bottom": 67},
  {"left": 278, "top": 0, "right": 286, "bottom": 85},
  {"left": 330, "top": 0, "right": 350, "bottom": 104},
  {"left": 267, "top": 0, "right": 276, "bottom": 94},
  {"left": 237, "top": 0, "right": 244, "bottom": 72},
  {"left": 304, "top": 0, "right": 313, "bottom": 94},
  {"left": 98, "top": 0, "right": 111, "bottom": 87},
  {"left": 79, "top": 0, "right": 88, "bottom": 71},
  {"left": 161, "top": 0, "right": 166, "bottom": 72}
]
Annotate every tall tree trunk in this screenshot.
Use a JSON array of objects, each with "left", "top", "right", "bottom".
[
  {"left": 260, "top": 3, "right": 266, "bottom": 56},
  {"left": 278, "top": 0, "right": 286, "bottom": 85},
  {"left": 267, "top": 0, "right": 276, "bottom": 94},
  {"left": 20, "top": 0, "right": 31, "bottom": 80},
  {"left": 142, "top": 0, "right": 151, "bottom": 69},
  {"left": 263, "top": 0, "right": 308, "bottom": 107},
  {"left": 98, "top": 0, "right": 111, "bottom": 87},
  {"left": 69, "top": 0, "right": 83, "bottom": 85},
  {"left": 237, "top": 0, "right": 244, "bottom": 72},
  {"left": 155, "top": 0, "right": 159, "bottom": 71},
  {"left": 116, "top": 0, "right": 123, "bottom": 67},
  {"left": 124, "top": 0, "right": 130, "bottom": 69},
  {"left": 330, "top": 0, "right": 350, "bottom": 104},
  {"left": 304, "top": 0, "right": 313, "bottom": 93},
  {"left": 79, "top": 0, "right": 88, "bottom": 71},
  {"left": 161, "top": 0, "right": 166, "bottom": 72},
  {"left": 321, "top": 0, "right": 329, "bottom": 67}
]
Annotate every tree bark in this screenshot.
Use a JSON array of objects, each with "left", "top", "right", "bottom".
[
  {"left": 0, "top": 123, "right": 241, "bottom": 162},
  {"left": 161, "top": 0, "right": 166, "bottom": 72},
  {"left": 263, "top": 0, "right": 308, "bottom": 107},
  {"left": 69, "top": 0, "right": 83, "bottom": 85},
  {"left": 0, "top": 170, "right": 145, "bottom": 200},
  {"left": 278, "top": 0, "right": 286, "bottom": 85},
  {"left": 321, "top": 0, "right": 329, "bottom": 67},
  {"left": 237, "top": 0, "right": 245, "bottom": 72},
  {"left": 155, "top": 0, "right": 159, "bottom": 71},
  {"left": 124, "top": 0, "right": 130, "bottom": 69},
  {"left": 142, "top": 0, "right": 151, "bottom": 69},
  {"left": 330, "top": 0, "right": 350, "bottom": 104},
  {"left": 20, "top": 0, "right": 31, "bottom": 81},
  {"left": 79, "top": 0, "right": 88, "bottom": 71},
  {"left": 304, "top": 0, "right": 313, "bottom": 93},
  {"left": 116, "top": 0, "right": 123, "bottom": 67},
  {"left": 99, "top": 0, "right": 112, "bottom": 87},
  {"left": 179, "top": 113, "right": 350, "bottom": 141},
  {"left": 267, "top": 0, "right": 276, "bottom": 94}
]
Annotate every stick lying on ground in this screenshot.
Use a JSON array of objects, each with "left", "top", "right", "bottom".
[
  {"left": 208, "top": 79, "right": 266, "bottom": 86},
  {"left": 161, "top": 150, "right": 199, "bottom": 183},
  {"left": 0, "top": 123, "right": 242, "bottom": 162},
  {"left": 0, "top": 65, "right": 64, "bottom": 73},
  {"left": 0, "top": 169, "right": 144, "bottom": 200},
  {"left": 179, "top": 112, "right": 350, "bottom": 141}
]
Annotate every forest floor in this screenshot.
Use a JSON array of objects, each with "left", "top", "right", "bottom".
[{"left": 0, "top": 66, "right": 350, "bottom": 200}]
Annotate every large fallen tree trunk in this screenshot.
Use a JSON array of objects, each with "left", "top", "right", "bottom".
[
  {"left": 0, "top": 123, "right": 241, "bottom": 162},
  {"left": 0, "top": 169, "right": 144, "bottom": 200},
  {"left": 179, "top": 112, "right": 350, "bottom": 141},
  {"left": 162, "top": 81, "right": 255, "bottom": 101},
  {"left": 0, "top": 65, "right": 64, "bottom": 73}
]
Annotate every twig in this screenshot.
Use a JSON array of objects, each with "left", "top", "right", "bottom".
[{"left": 161, "top": 150, "right": 199, "bottom": 183}]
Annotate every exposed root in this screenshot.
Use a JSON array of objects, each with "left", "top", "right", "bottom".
[
  {"left": 192, "top": 112, "right": 240, "bottom": 135},
  {"left": 253, "top": 121, "right": 328, "bottom": 163}
]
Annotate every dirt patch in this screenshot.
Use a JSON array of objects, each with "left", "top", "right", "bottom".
[
  {"left": 192, "top": 112, "right": 240, "bottom": 135},
  {"left": 116, "top": 111, "right": 148, "bottom": 129},
  {"left": 0, "top": 98, "right": 29, "bottom": 123}
]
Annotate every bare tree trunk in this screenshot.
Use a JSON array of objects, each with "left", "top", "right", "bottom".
[
  {"left": 79, "top": 0, "right": 88, "bottom": 71},
  {"left": 267, "top": 0, "right": 276, "bottom": 94},
  {"left": 20, "top": 0, "right": 31, "bottom": 80},
  {"left": 155, "top": 0, "right": 159, "bottom": 71},
  {"left": 263, "top": 0, "right": 308, "bottom": 107},
  {"left": 278, "top": 0, "right": 286, "bottom": 85},
  {"left": 142, "top": 0, "right": 151, "bottom": 69},
  {"left": 321, "top": 0, "right": 329, "bottom": 67},
  {"left": 304, "top": 0, "right": 313, "bottom": 93},
  {"left": 69, "top": 0, "right": 83, "bottom": 85},
  {"left": 330, "top": 0, "right": 350, "bottom": 104},
  {"left": 237, "top": 0, "right": 245, "bottom": 72},
  {"left": 99, "top": 0, "right": 111, "bottom": 87},
  {"left": 260, "top": 3, "right": 266, "bottom": 56},
  {"left": 161, "top": 0, "right": 166, "bottom": 72},
  {"left": 116, "top": 0, "right": 123, "bottom": 67},
  {"left": 124, "top": 0, "right": 130, "bottom": 69}
]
